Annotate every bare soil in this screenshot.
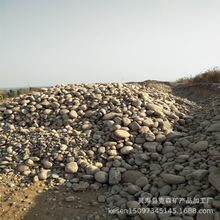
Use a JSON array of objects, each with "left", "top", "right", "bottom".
[{"left": 0, "top": 176, "right": 112, "bottom": 220}]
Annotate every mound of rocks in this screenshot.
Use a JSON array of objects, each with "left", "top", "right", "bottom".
[{"left": 0, "top": 82, "right": 220, "bottom": 220}]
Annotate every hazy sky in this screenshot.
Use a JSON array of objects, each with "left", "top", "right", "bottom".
[{"left": 0, "top": 0, "right": 220, "bottom": 88}]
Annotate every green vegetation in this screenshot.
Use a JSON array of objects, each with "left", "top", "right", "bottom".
[{"left": 176, "top": 67, "right": 220, "bottom": 84}]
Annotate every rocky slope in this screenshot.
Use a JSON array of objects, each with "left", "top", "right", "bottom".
[{"left": 0, "top": 82, "right": 220, "bottom": 220}]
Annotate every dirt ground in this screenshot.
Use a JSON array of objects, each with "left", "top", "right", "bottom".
[{"left": 0, "top": 176, "right": 114, "bottom": 220}]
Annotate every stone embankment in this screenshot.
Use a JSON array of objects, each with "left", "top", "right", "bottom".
[{"left": 0, "top": 82, "right": 220, "bottom": 220}]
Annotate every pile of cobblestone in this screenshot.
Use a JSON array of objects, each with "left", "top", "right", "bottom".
[{"left": 0, "top": 82, "right": 220, "bottom": 220}]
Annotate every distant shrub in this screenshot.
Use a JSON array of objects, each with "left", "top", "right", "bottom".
[
  {"left": 17, "top": 90, "right": 21, "bottom": 96},
  {"left": 176, "top": 76, "right": 193, "bottom": 84},
  {"left": 8, "top": 89, "right": 17, "bottom": 98},
  {"left": 176, "top": 67, "right": 220, "bottom": 84},
  {"left": 191, "top": 67, "right": 220, "bottom": 84}
]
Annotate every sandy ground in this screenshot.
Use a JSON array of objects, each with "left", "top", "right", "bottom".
[{"left": 0, "top": 176, "right": 114, "bottom": 220}]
